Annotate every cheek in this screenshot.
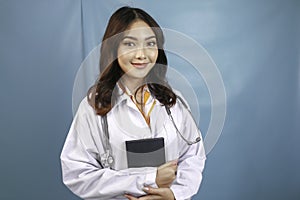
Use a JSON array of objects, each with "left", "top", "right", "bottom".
[
  {"left": 117, "top": 51, "right": 132, "bottom": 66},
  {"left": 148, "top": 49, "right": 158, "bottom": 62},
  {"left": 117, "top": 54, "right": 128, "bottom": 73},
  {"left": 118, "top": 49, "right": 135, "bottom": 62}
]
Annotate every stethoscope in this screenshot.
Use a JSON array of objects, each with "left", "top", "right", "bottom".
[
  {"left": 165, "top": 95, "right": 201, "bottom": 145},
  {"left": 99, "top": 95, "right": 201, "bottom": 168}
]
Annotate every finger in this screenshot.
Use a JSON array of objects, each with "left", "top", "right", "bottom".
[
  {"left": 171, "top": 163, "right": 178, "bottom": 171},
  {"left": 138, "top": 194, "right": 161, "bottom": 200},
  {"left": 143, "top": 187, "right": 166, "bottom": 195},
  {"left": 166, "top": 163, "right": 178, "bottom": 173},
  {"left": 124, "top": 194, "right": 138, "bottom": 200},
  {"left": 158, "top": 160, "right": 178, "bottom": 169}
]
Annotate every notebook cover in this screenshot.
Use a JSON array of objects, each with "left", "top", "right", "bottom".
[{"left": 125, "top": 137, "right": 165, "bottom": 168}]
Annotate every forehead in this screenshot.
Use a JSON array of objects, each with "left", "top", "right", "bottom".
[{"left": 123, "top": 20, "right": 155, "bottom": 38}]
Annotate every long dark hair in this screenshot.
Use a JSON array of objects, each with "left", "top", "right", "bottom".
[{"left": 88, "top": 6, "right": 176, "bottom": 115}]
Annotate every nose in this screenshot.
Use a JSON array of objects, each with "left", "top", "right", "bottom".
[{"left": 135, "top": 47, "right": 146, "bottom": 60}]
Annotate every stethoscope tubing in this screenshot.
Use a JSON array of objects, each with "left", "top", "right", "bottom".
[{"left": 99, "top": 95, "right": 201, "bottom": 168}]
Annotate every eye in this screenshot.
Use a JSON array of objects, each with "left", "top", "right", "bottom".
[
  {"left": 123, "top": 41, "right": 135, "bottom": 47},
  {"left": 147, "top": 41, "right": 157, "bottom": 47}
]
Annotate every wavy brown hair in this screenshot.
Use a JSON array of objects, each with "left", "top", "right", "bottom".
[{"left": 88, "top": 6, "right": 176, "bottom": 115}]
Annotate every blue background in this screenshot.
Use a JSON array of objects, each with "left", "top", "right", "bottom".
[{"left": 0, "top": 0, "right": 299, "bottom": 199}]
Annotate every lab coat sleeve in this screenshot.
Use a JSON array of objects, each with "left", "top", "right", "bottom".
[
  {"left": 60, "top": 100, "right": 157, "bottom": 200},
  {"left": 170, "top": 103, "right": 206, "bottom": 200}
]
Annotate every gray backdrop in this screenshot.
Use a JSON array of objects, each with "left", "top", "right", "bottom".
[{"left": 0, "top": 0, "right": 299, "bottom": 199}]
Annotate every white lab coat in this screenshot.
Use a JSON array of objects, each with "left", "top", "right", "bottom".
[{"left": 60, "top": 87, "right": 206, "bottom": 200}]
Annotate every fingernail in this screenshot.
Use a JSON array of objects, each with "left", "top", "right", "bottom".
[{"left": 143, "top": 187, "right": 149, "bottom": 191}]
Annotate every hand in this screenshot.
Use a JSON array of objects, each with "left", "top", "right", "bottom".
[
  {"left": 124, "top": 187, "right": 175, "bottom": 200},
  {"left": 156, "top": 160, "right": 178, "bottom": 188}
]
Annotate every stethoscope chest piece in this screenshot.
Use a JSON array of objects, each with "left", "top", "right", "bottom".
[
  {"left": 107, "top": 155, "right": 114, "bottom": 165},
  {"left": 100, "top": 151, "right": 114, "bottom": 168}
]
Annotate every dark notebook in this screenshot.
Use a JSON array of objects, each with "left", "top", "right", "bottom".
[{"left": 125, "top": 137, "right": 166, "bottom": 168}]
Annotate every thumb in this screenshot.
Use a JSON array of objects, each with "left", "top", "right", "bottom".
[{"left": 143, "top": 187, "right": 164, "bottom": 195}]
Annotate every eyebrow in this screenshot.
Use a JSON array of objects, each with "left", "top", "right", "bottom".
[{"left": 122, "top": 35, "right": 156, "bottom": 41}]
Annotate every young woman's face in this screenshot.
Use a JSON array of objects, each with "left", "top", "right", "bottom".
[{"left": 117, "top": 20, "right": 158, "bottom": 81}]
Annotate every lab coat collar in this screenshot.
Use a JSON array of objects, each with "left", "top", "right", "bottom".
[
  {"left": 113, "top": 83, "right": 156, "bottom": 112},
  {"left": 113, "top": 83, "right": 129, "bottom": 106}
]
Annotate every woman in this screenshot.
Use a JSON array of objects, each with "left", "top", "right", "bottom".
[{"left": 60, "top": 6, "right": 206, "bottom": 200}]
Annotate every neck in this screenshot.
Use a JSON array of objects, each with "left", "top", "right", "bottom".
[{"left": 120, "top": 76, "right": 145, "bottom": 94}]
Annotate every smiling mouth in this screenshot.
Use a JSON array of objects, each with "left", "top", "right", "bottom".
[{"left": 131, "top": 62, "right": 149, "bottom": 69}]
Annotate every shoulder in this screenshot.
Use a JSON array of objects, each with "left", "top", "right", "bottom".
[
  {"left": 166, "top": 89, "right": 191, "bottom": 123},
  {"left": 70, "top": 97, "right": 101, "bottom": 137},
  {"left": 75, "top": 96, "right": 97, "bottom": 118},
  {"left": 172, "top": 89, "right": 190, "bottom": 111}
]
